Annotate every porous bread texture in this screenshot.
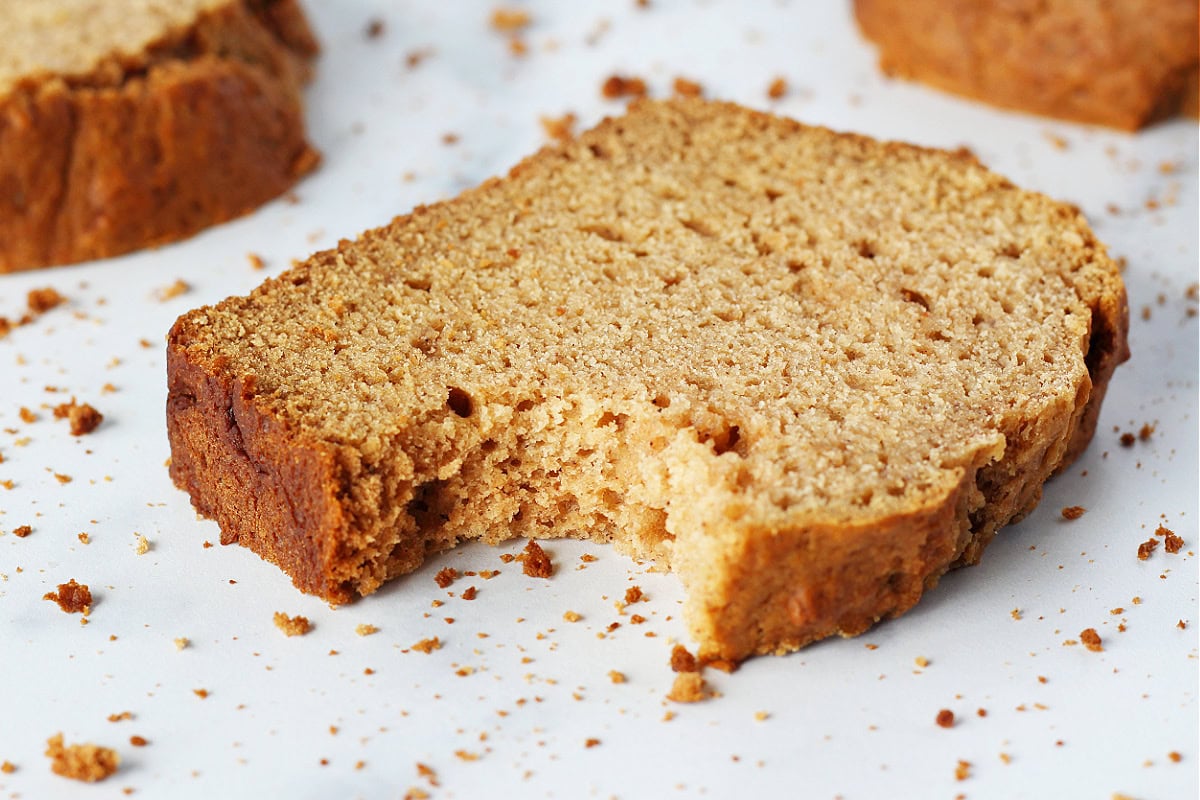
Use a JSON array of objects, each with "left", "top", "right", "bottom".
[
  {"left": 167, "top": 98, "right": 1129, "bottom": 661},
  {"left": 0, "top": 0, "right": 318, "bottom": 272},
  {"left": 854, "top": 0, "right": 1199, "bottom": 130}
]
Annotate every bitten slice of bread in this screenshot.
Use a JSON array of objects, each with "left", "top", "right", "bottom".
[
  {"left": 166, "top": 98, "right": 1129, "bottom": 661},
  {"left": 855, "top": 0, "right": 1199, "bottom": 130},
  {"left": 0, "top": 0, "right": 319, "bottom": 273}
]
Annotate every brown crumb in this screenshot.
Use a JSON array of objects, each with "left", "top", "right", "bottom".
[
  {"left": 247, "top": 252, "right": 266, "bottom": 270},
  {"left": 624, "top": 586, "right": 644, "bottom": 605},
  {"left": 1080, "top": 628, "right": 1103, "bottom": 652},
  {"left": 1060, "top": 506, "right": 1086, "bottom": 520},
  {"left": 601, "top": 74, "right": 648, "bottom": 100},
  {"left": 608, "top": 670, "right": 626, "bottom": 684},
  {"left": 1138, "top": 423, "right": 1155, "bottom": 440},
  {"left": 356, "top": 624, "right": 379, "bottom": 636},
  {"left": 53, "top": 399, "right": 104, "bottom": 436},
  {"left": 669, "top": 644, "right": 698, "bottom": 673},
  {"left": 1158, "top": 525, "right": 1184, "bottom": 553},
  {"left": 13, "top": 525, "right": 32, "bottom": 538},
  {"left": 518, "top": 540, "right": 553, "bottom": 577},
  {"left": 666, "top": 672, "right": 710, "bottom": 703},
  {"left": 411, "top": 637, "right": 441, "bottom": 654},
  {"left": 174, "top": 637, "right": 189, "bottom": 650},
  {"left": 77, "top": 532, "right": 90, "bottom": 545},
  {"left": 584, "top": 737, "right": 601, "bottom": 748},
  {"left": 1119, "top": 432, "right": 1136, "bottom": 447},
  {"left": 107, "top": 712, "right": 132, "bottom": 723},
  {"left": 540, "top": 113, "right": 577, "bottom": 142},
  {"left": 1168, "top": 751, "right": 1182, "bottom": 762},
  {"left": 954, "top": 759, "right": 971, "bottom": 781},
  {"left": 0, "top": 761, "right": 13, "bottom": 774},
  {"left": 45, "top": 733, "right": 119, "bottom": 782},
  {"left": 44, "top": 579, "right": 92, "bottom": 614},
  {"left": 128, "top": 736, "right": 147, "bottom": 748},
  {"left": 365, "top": 17, "right": 385, "bottom": 39},
  {"left": 461, "top": 586, "right": 478, "bottom": 601},
  {"left": 434, "top": 567, "right": 458, "bottom": 588},
  {"left": 54, "top": 472, "right": 72, "bottom": 484},
  {"left": 155, "top": 280, "right": 190, "bottom": 302},
  {"left": 672, "top": 76, "right": 703, "bottom": 98},
  {"left": 273, "top": 612, "right": 312, "bottom": 637},
  {"left": 936, "top": 709, "right": 955, "bottom": 728},
  {"left": 1178, "top": 620, "right": 1188, "bottom": 630},
  {"left": 1138, "top": 538, "right": 1158, "bottom": 560},
  {"left": 27, "top": 287, "right": 66, "bottom": 314},
  {"left": 490, "top": 7, "right": 531, "bottom": 32},
  {"left": 18, "top": 407, "right": 37, "bottom": 424},
  {"left": 563, "top": 610, "right": 582, "bottom": 622},
  {"left": 193, "top": 689, "right": 209, "bottom": 699},
  {"left": 977, "top": 708, "right": 987, "bottom": 717}
]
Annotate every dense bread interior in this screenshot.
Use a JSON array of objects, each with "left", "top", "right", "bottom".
[{"left": 169, "top": 99, "right": 1127, "bottom": 657}]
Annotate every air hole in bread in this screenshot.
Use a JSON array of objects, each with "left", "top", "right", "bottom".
[
  {"left": 855, "top": 239, "right": 877, "bottom": 259},
  {"left": 699, "top": 423, "right": 744, "bottom": 457},
  {"left": 579, "top": 224, "right": 625, "bottom": 243},
  {"left": 447, "top": 387, "right": 473, "bottom": 417},
  {"left": 679, "top": 218, "right": 715, "bottom": 238},
  {"left": 900, "top": 287, "right": 931, "bottom": 311},
  {"left": 998, "top": 243, "right": 1022, "bottom": 259},
  {"left": 404, "top": 276, "right": 431, "bottom": 291}
]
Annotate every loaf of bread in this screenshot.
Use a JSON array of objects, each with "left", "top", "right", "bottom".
[
  {"left": 166, "top": 98, "right": 1129, "bottom": 661},
  {"left": 855, "top": 0, "right": 1199, "bottom": 130},
  {"left": 0, "top": 0, "right": 319, "bottom": 273}
]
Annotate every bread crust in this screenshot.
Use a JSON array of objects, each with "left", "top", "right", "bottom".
[
  {"left": 0, "top": 0, "right": 318, "bottom": 273},
  {"left": 854, "top": 0, "right": 1199, "bottom": 130},
  {"left": 165, "top": 99, "right": 1130, "bottom": 661}
]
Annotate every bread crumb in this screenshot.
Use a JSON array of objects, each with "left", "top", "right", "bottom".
[
  {"left": 1158, "top": 525, "right": 1184, "bottom": 553},
  {"left": 1138, "top": 538, "right": 1158, "bottom": 560},
  {"left": 128, "top": 736, "right": 148, "bottom": 747},
  {"left": 107, "top": 712, "right": 132, "bottom": 723},
  {"left": 608, "top": 670, "right": 626, "bottom": 684},
  {"left": 518, "top": 540, "right": 553, "bottom": 577},
  {"left": 174, "top": 637, "right": 189, "bottom": 651},
  {"left": 915, "top": 656, "right": 930, "bottom": 668},
  {"left": 490, "top": 7, "right": 531, "bottom": 32},
  {"left": 1168, "top": 751, "right": 1182, "bottom": 762},
  {"left": 273, "top": 612, "right": 312, "bottom": 637},
  {"left": 54, "top": 472, "right": 73, "bottom": 484},
  {"left": 672, "top": 76, "right": 703, "bottom": 98},
  {"left": 670, "top": 644, "right": 698, "bottom": 673},
  {"left": 155, "top": 280, "right": 190, "bottom": 302},
  {"left": 1177, "top": 620, "right": 1187, "bottom": 630},
  {"left": 365, "top": 18, "right": 385, "bottom": 39},
  {"left": 52, "top": 399, "right": 103, "bottom": 435},
  {"left": 601, "top": 74, "right": 647, "bottom": 100},
  {"left": 135, "top": 535, "right": 150, "bottom": 555},
  {"left": 411, "top": 637, "right": 441, "bottom": 654},
  {"left": 540, "top": 113, "right": 577, "bottom": 142},
  {"left": 45, "top": 733, "right": 119, "bottom": 782},
  {"left": 624, "top": 586, "right": 644, "bottom": 605},
  {"left": 77, "top": 532, "right": 90, "bottom": 545},
  {"left": 954, "top": 759, "right": 971, "bottom": 781},
  {"left": 667, "top": 672, "right": 710, "bottom": 703},
  {"left": 27, "top": 287, "right": 66, "bottom": 314},
  {"left": 434, "top": 567, "right": 458, "bottom": 588},
  {"left": 936, "top": 709, "right": 955, "bottom": 728},
  {"left": 193, "top": 689, "right": 209, "bottom": 699},
  {"left": 453, "top": 749, "right": 479, "bottom": 762},
  {"left": 247, "top": 252, "right": 266, "bottom": 270},
  {"left": 754, "top": 711, "right": 769, "bottom": 721},
  {"left": 0, "top": 761, "right": 14, "bottom": 774},
  {"left": 44, "top": 579, "right": 92, "bottom": 615},
  {"left": 18, "top": 407, "right": 37, "bottom": 424},
  {"left": 1080, "top": 628, "right": 1103, "bottom": 652},
  {"left": 1120, "top": 432, "right": 1136, "bottom": 447},
  {"left": 584, "top": 737, "right": 601, "bottom": 748},
  {"left": 767, "top": 76, "right": 788, "bottom": 100},
  {"left": 14, "top": 525, "right": 32, "bottom": 538},
  {"left": 563, "top": 610, "right": 582, "bottom": 622},
  {"left": 356, "top": 624, "right": 379, "bottom": 636},
  {"left": 1060, "top": 506, "right": 1086, "bottom": 520}
]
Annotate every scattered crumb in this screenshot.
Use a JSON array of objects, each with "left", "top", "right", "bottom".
[
  {"left": 28, "top": 287, "right": 66, "bottom": 314},
  {"left": 1060, "top": 506, "right": 1086, "bottom": 520},
  {"left": 273, "top": 612, "right": 312, "bottom": 637},
  {"left": 174, "top": 637, "right": 189, "bottom": 651},
  {"left": 52, "top": 399, "right": 104, "bottom": 435},
  {"left": 624, "top": 586, "right": 644, "bottom": 605},
  {"left": 601, "top": 74, "right": 648, "bottom": 100},
  {"left": 1158, "top": 525, "right": 1184, "bottom": 554},
  {"left": 365, "top": 18, "right": 385, "bottom": 39},
  {"left": 1138, "top": 538, "right": 1158, "bottom": 560},
  {"left": 608, "top": 670, "right": 626, "bottom": 684},
  {"left": 45, "top": 733, "right": 119, "bottom": 783},
  {"left": 1177, "top": 620, "right": 1187, "bottom": 630},
  {"left": 1138, "top": 423, "right": 1155, "bottom": 441},
  {"left": 936, "top": 709, "right": 955, "bottom": 728},
  {"left": 1011, "top": 608, "right": 1022, "bottom": 620},
  {"left": 247, "top": 252, "right": 266, "bottom": 270},
  {"left": 356, "top": 624, "right": 379, "bottom": 636},
  {"left": 44, "top": 579, "right": 92, "bottom": 615},
  {"left": 672, "top": 76, "right": 703, "bottom": 98},
  {"left": 193, "top": 689, "right": 210, "bottom": 699},
  {"left": 0, "top": 761, "right": 13, "bottom": 774},
  {"left": 54, "top": 472, "right": 72, "bottom": 484},
  {"left": 18, "top": 407, "right": 37, "bottom": 424},
  {"left": 128, "top": 736, "right": 148, "bottom": 748},
  {"left": 1080, "top": 628, "right": 1103, "bottom": 652},
  {"left": 670, "top": 644, "right": 698, "bottom": 673},
  {"left": 77, "top": 532, "right": 90, "bottom": 545},
  {"left": 1120, "top": 432, "right": 1136, "bottom": 447},
  {"left": 584, "top": 737, "right": 601, "bottom": 748},
  {"left": 767, "top": 76, "right": 788, "bottom": 99},
  {"left": 540, "top": 113, "right": 577, "bottom": 142},
  {"left": 13, "top": 525, "right": 32, "bottom": 538},
  {"left": 518, "top": 540, "right": 553, "bottom": 577},
  {"left": 453, "top": 750, "right": 479, "bottom": 762},
  {"left": 490, "top": 7, "right": 531, "bottom": 32},
  {"left": 155, "top": 280, "right": 190, "bottom": 302},
  {"left": 134, "top": 534, "right": 150, "bottom": 555},
  {"left": 1168, "top": 751, "right": 1182, "bottom": 763},
  {"left": 563, "top": 610, "right": 582, "bottom": 622},
  {"left": 915, "top": 656, "right": 930, "bottom": 668},
  {"left": 666, "top": 672, "right": 710, "bottom": 703},
  {"left": 107, "top": 712, "right": 132, "bottom": 723},
  {"left": 461, "top": 586, "right": 478, "bottom": 601},
  {"left": 754, "top": 711, "right": 769, "bottom": 722},
  {"left": 411, "top": 637, "right": 441, "bottom": 654},
  {"left": 954, "top": 759, "right": 971, "bottom": 781},
  {"left": 435, "top": 567, "right": 458, "bottom": 588}
]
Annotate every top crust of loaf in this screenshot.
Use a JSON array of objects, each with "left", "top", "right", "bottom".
[
  {"left": 166, "top": 99, "right": 1129, "bottom": 658},
  {"left": 0, "top": 1, "right": 233, "bottom": 95}
]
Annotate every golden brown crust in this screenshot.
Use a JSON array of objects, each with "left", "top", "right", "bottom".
[
  {"left": 854, "top": 0, "right": 1199, "bottom": 130},
  {"left": 0, "top": 0, "right": 318, "bottom": 273}
]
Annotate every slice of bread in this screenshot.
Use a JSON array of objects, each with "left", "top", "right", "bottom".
[
  {"left": 855, "top": 0, "right": 1199, "bottom": 130},
  {"left": 166, "top": 98, "right": 1129, "bottom": 661},
  {"left": 0, "top": 0, "right": 319, "bottom": 273}
]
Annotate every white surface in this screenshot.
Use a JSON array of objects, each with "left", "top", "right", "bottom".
[{"left": 1, "top": 2, "right": 1197, "bottom": 798}]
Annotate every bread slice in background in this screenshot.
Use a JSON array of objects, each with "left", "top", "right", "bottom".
[
  {"left": 854, "top": 0, "right": 1199, "bottom": 130},
  {"left": 166, "top": 98, "right": 1129, "bottom": 661},
  {"left": 0, "top": 0, "right": 319, "bottom": 273}
]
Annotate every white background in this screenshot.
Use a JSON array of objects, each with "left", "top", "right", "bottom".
[{"left": 1, "top": 2, "right": 1196, "bottom": 798}]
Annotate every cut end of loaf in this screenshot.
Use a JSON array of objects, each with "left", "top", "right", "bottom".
[{"left": 166, "top": 98, "right": 1128, "bottom": 661}]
